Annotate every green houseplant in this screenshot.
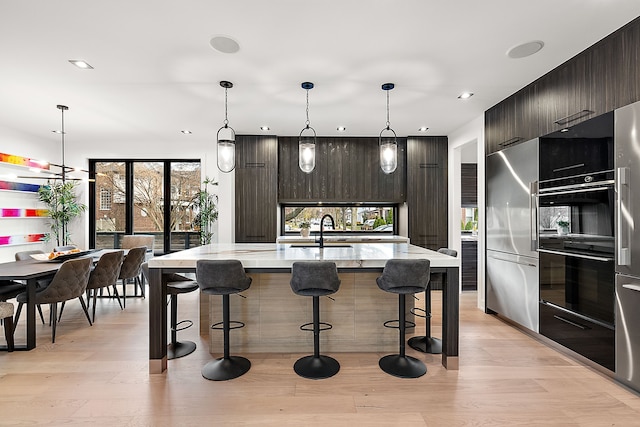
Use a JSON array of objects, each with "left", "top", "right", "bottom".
[
  {"left": 192, "top": 177, "right": 219, "bottom": 245},
  {"left": 299, "top": 221, "right": 311, "bottom": 237},
  {"left": 38, "top": 180, "right": 87, "bottom": 247},
  {"left": 557, "top": 219, "right": 570, "bottom": 235}
]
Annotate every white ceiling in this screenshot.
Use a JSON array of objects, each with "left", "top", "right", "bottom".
[{"left": 1, "top": 1, "right": 639, "bottom": 149}]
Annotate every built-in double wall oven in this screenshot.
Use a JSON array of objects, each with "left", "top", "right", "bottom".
[{"left": 536, "top": 111, "right": 616, "bottom": 371}]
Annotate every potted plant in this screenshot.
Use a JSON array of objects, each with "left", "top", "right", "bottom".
[
  {"left": 192, "top": 177, "right": 219, "bottom": 245},
  {"left": 557, "top": 220, "right": 570, "bottom": 235},
  {"left": 38, "top": 180, "right": 87, "bottom": 247},
  {"left": 299, "top": 221, "right": 311, "bottom": 238}
]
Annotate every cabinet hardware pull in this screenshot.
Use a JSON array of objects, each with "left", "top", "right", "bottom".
[
  {"left": 553, "top": 315, "right": 589, "bottom": 330},
  {"left": 538, "top": 180, "right": 614, "bottom": 194},
  {"left": 537, "top": 249, "right": 614, "bottom": 262},
  {"left": 552, "top": 163, "right": 585, "bottom": 173},
  {"left": 498, "top": 137, "right": 522, "bottom": 147},
  {"left": 246, "top": 235, "right": 266, "bottom": 238},
  {"left": 244, "top": 162, "right": 266, "bottom": 168},
  {"left": 419, "top": 163, "right": 438, "bottom": 168},
  {"left": 553, "top": 110, "right": 594, "bottom": 126}
]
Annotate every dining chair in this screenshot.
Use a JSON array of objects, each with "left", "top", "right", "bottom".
[
  {"left": 121, "top": 235, "right": 155, "bottom": 296},
  {"left": 13, "top": 250, "right": 49, "bottom": 325},
  {"left": 117, "top": 246, "right": 147, "bottom": 308},
  {"left": 86, "top": 250, "right": 124, "bottom": 322},
  {"left": 0, "top": 302, "right": 15, "bottom": 351},
  {"left": 13, "top": 257, "right": 93, "bottom": 343}
]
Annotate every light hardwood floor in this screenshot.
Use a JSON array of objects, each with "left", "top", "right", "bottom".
[{"left": 1, "top": 289, "right": 639, "bottom": 426}]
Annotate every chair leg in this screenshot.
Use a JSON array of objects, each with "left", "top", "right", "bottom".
[
  {"left": 121, "top": 280, "right": 126, "bottom": 308},
  {"left": 92, "top": 290, "right": 98, "bottom": 323},
  {"left": 51, "top": 303, "right": 58, "bottom": 343},
  {"left": 138, "top": 276, "right": 145, "bottom": 299},
  {"left": 112, "top": 285, "right": 123, "bottom": 309},
  {"left": 4, "top": 315, "right": 14, "bottom": 352},
  {"left": 58, "top": 301, "right": 66, "bottom": 322},
  {"left": 78, "top": 296, "right": 92, "bottom": 326},
  {"left": 37, "top": 305, "right": 45, "bottom": 325},
  {"left": 13, "top": 302, "right": 23, "bottom": 334}
]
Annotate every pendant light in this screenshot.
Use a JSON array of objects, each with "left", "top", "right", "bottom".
[
  {"left": 298, "top": 82, "right": 316, "bottom": 174},
  {"left": 217, "top": 80, "right": 236, "bottom": 173},
  {"left": 379, "top": 83, "right": 398, "bottom": 174}
]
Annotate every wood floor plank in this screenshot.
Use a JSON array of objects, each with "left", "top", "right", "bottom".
[{"left": 0, "top": 291, "right": 638, "bottom": 426}]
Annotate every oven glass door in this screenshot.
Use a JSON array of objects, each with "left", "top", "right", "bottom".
[
  {"left": 538, "top": 184, "right": 614, "bottom": 258},
  {"left": 539, "top": 251, "right": 614, "bottom": 326}
]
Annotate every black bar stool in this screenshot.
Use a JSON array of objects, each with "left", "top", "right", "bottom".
[
  {"left": 376, "top": 258, "right": 430, "bottom": 378},
  {"left": 197, "top": 260, "right": 252, "bottom": 381},
  {"left": 408, "top": 248, "right": 457, "bottom": 354},
  {"left": 142, "top": 263, "right": 199, "bottom": 360},
  {"left": 290, "top": 261, "right": 341, "bottom": 379}
]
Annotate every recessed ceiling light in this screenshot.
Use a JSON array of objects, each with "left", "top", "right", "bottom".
[
  {"left": 337, "top": 126, "right": 346, "bottom": 132},
  {"left": 68, "top": 59, "right": 94, "bottom": 69},
  {"left": 260, "top": 126, "right": 270, "bottom": 131},
  {"left": 458, "top": 92, "right": 474, "bottom": 100},
  {"left": 210, "top": 36, "right": 240, "bottom": 54},
  {"left": 560, "top": 128, "right": 570, "bottom": 133},
  {"left": 418, "top": 127, "right": 429, "bottom": 132},
  {"left": 507, "top": 41, "right": 544, "bottom": 59},
  {"left": 181, "top": 130, "right": 192, "bottom": 134}
]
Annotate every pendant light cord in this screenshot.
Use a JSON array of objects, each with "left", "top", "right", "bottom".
[
  {"left": 305, "top": 89, "right": 310, "bottom": 128},
  {"left": 224, "top": 87, "right": 229, "bottom": 127},
  {"left": 386, "top": 90, "right": 391, "bottom": 130}
]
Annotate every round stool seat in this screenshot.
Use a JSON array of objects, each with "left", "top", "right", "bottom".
[{"left": 167, "top": 280, "right": 199, "bottom": 295}]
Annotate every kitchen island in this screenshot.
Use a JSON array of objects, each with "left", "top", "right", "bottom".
[{"left": 147, "top": 242, "right": 459, "bottom": 374}]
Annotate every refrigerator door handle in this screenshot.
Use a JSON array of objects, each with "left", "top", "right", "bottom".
[
  {"left": 622, "top": 284, "right": 640, "bottom": 292},
  {"left": 487, "top": 254, "right": 536, "bottom": 267},
  {"left": 529, "top": 181, "right": 538, "bottom": 251},
  {"left": 617, "top": 167, "right": 631, "bottom": 266}
]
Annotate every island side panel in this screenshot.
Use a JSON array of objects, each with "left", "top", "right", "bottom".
[
  {"left": 442, "top": 266, "right": 460, "bottom": 370},
  {"left": 205, "top": 271, "right": 413, "bottom": 353}
]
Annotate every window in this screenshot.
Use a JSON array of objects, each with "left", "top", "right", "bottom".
[
  {"left": 99, "top": 188, "right": 111, "bottom": 211},
  {"left": 281, "top": 204, "right": 397, "bottom": 234}
]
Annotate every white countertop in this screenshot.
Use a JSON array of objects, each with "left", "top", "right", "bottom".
[
  {"left": 148, "top": 242, "right": 459, "bottom": 270},
  {"left": 276, "top": 235, "right": 410, "bottom": 244}
]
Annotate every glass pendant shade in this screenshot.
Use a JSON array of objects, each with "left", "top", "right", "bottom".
[
  {"left": 216, "top": 80, "right": 235, "bottom": 173},
  {"left": 379, "top": 83, "right": 398, "bottom": 174},
  {"left": 217, "top": 125, "right": 235, "bottom": 173},
  {"left": 298, "top": 81, "right": 316, "bottom": 174},
  {"left": 379, "top": 128, "right": 398, "bottom": 174},
  {"left": 299, "top": 127, "right": 316, "bottom": 174}
]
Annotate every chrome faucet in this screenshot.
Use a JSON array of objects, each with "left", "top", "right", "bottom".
[{"left": 317, "top": 214, "right": 335, "bottom": 248}]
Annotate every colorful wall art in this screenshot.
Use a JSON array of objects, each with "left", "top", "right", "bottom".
[{"left": 0, "top": 233, "right": 47, "bottom": 246}]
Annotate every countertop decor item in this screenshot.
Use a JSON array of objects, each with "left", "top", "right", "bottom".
[
  {"left": 217, "top": 80, "right": 236, "bottom": 173},
  {"left": 299, "top": 221, "right": 310, "bottom": 237},
  {"left": 298, "top": 82, "right": 316, "bottom": 174}
]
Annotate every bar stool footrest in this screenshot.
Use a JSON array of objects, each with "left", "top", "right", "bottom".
[
  {"left": 173, "top": 319, "right": 193, "bottom": 333},
  {"left": 294, "top": 355, "right": 340, "bottom": 380},
  {"left": 408, "top": 335, "right": 442, "bottom": 354},
  {"left": 300, "top": 321, "right": 332, "bottom": 332},
  {"left": 410, "top": 307, "right": 431, "bottom": 319},
  {"left": 211, "top": 320, "right": 245, "bottom": 331},
  {"left": 379, "top": 354, "right": 426, "bottom": 378},
  {"left": 383, "top": 319, "right": 416, "bottom": 329}
]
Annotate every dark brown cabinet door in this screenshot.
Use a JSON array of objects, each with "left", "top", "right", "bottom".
[
  {"left": 485, "top": 85, "right": 538, "bottom": 155},
  {"left": 235, "top": 135, "right": 278, "bottom": 243},
  {"left": 407, "top": 136, "right": 448, "bottom": 250},
  {"left": 278, "top": 136, "right": 406, "bottom": 203}
]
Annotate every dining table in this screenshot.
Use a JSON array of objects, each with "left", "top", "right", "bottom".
[{"left": 0, "top": 249, "right": 120, "bottom": 350}]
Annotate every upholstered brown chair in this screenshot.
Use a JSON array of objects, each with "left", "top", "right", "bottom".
[
  {"left": 13, "top": 250, "right": 49, "bottom": 324},
  {"left": 86, "top": 250, "right": 124, "bottom": 322},
  {"left": 118, "top": 246, "right": 147, "bottom": 308},
  {"left": 0, "top": 302, "right": 15, "bottom": 351},
  {"left": 14, "top": 257, "right": 93, "bottom": 343},
  {"left": 121, "top": 235, "right": 155, "bottom": 296}
]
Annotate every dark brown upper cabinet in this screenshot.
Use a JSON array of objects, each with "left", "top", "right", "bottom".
[
  {"left": 461, "top": 163, "right": 477, "bottom": 207},
  {"left": 485, "top": 85, "right": 538, "bottom": 155},
  {"left": 278, "top": 136, "right": 406, "bottom": 203},
  {"left": 407, "top": 136, "right": 448, "bottom": 250},
  {"left": 235, "top": 135, "right": 278, "bottom": 243}
]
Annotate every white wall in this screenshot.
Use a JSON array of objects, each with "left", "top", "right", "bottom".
[{"left": 447, "top": 115, "right": 485, "bottom": 310}]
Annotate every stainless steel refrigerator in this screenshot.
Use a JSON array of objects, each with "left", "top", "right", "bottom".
[
  {"left": 486, "top": 138, "right": 539, "bottom": 332},
  {"left": 615, "top": 100, "right": 640, "bottom": 392}
]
